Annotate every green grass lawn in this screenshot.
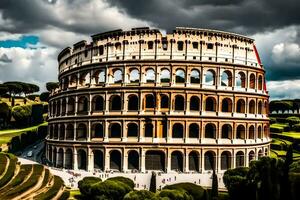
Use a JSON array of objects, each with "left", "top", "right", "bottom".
[
  {"left": 69, "top": 190, "right": 80, "bottom": 200},
  {"left": 0, "top": 122, "right": 48, "bottom": 145}
]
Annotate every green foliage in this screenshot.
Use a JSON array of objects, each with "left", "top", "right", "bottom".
[
  {"left": 269, "top": 100, "right": 293, "bottom": 113},
  {"left": 27, "top": 94, "right": 39, "bottom": 101},
  {"left": 123, "top": 190, "right": 157, "bottom": 200},
  {"left": 158, "top": 189, "right": 193, "bottom": 200},
  {"left": 163, "top": 182, "right": 207, "bottom": 200},
  {"left": 31, "top": 103, "right": 44, "bottom": 124},
  {"left": 11, "top": 104, "right": 32, "bottom": 126},
  {"left": 293, "top": 124, "right": 300, "bottom": 132},
  {"left": 58, "top": 190, "right": 70, "bottom": 200},
  {"left": 270, "top": 117, "right": 277, "bottom": 124},
  {"left": 0, "top": 154, "right": 8, "bottom": 177},
  {"left": 286, "top": 116, "right": 300, "bottom": 128},
  {"left": 149, "top": 172, "right": 156, "bottom": 193},
  {"left": 211, "top": 170, "right": 218, "bottom": 200},
  {"left": 0, "top": 84, "right": 8, "bottom": 96},
  {"left": 78, "top": 177, "right": 102, "bottom": 197},
  {"left": 270, "top": 126, "right": 284, "bottom": 133},
  {"left": 107, "top": 176, "right": 135, "bottom": 189},
  {"left": 40, "top": 91, "right": 50, "bottom": 102},
  {"left": 289, "top": 172, "right": 300, "bottom": 200},
  {"left": 46, "top": 82, "right": 59, "bottom": 92}
]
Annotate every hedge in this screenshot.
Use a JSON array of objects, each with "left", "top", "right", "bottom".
[
  {"left": 163, "top": 182, "right": 207, "bottom": 200},
  {"left": 33, "top": 175, "right": 64, "bottom": 200},
  {"left": 78, "top": 176, "right": 102, "bottom": 197},
  {"left": 270, "top": 126, "right": 284, "bottom": 133},
  {"left": 0, "top": 154, "right": 8, "bottom": 177},
  {"left": 107, "top": 176, "right": 135, "bottom": 189},
  {"left": 158, "top": 188, "right": 193, "bottom": 200},
  {"left": 123, "top": 190, "right": 157, "bottom": 200},
  {"left": 0, "top": 154, "right": 17, "bottom": 188}
]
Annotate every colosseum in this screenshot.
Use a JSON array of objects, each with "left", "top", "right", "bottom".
[{"left": 46, "top": 27, "right": 270, "bottom": 187}]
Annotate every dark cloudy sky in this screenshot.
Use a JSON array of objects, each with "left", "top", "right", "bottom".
[{"left": 0, "top": 0, "right": 299, "bottom": 99}]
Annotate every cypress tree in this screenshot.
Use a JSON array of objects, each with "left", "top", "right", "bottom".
[
  {"left": 211, "top": 169, "right": 218, "bottom": 200},
  {"left": 149, "top": 171, "right": 156, "bottom": 193},
  {"left": 280, "top": 144, "right": 293, "bottom": 200}
]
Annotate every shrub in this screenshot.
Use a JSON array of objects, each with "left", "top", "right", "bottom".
[
  {"left": 123, "top": 190, "right": 158, "bottom": 200},
  {"left": 78, "top": 177, "right": 102, "bottom": 197},
  {"left": 40, "top": 92, "right": 50, "bottom": 102},
  {"left": 11, "top": 104, "right": 31, "bottom": 127},
  {"left": 270, "top": 126, "right": 284, "bottom": 133},
  {"left": 31, "top": 103, "right": 44, "bottom": 124},
  {"left": 107, "top": 176, "right": 135, "bottom": 189},
  {"left": 27, "top": 94, "right": 39, "bottom": 101},
  {"left": 289, "top": 172, "right": 300, "bottom": 200},
  {"left": 270, "top": 117, "right": 277, "bottom": 124},
  {"left": 293, "top": 124, "right": 300, "bottom": 132},
  {"left": 163, "top": 182, "right": 207, "bottom": 200},
  {"left": 286, "top": 116, "right": 300, "bottom": 128},
  {"left": 158, "top": 189, "right": 193, "bottom": 200},
  {"left": 37, "top": 125, "right": 48, "bottom": 139}
]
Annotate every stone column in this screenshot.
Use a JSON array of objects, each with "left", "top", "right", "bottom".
[
  {"left": 88, "top": 148, "right": 94, "bottom": 172},
  {"left": 141, "top": 149, "right": 146, "bottom": 173},
  {"left": 123, "top": 149, "right": 128, "bottom": 172},
  {"left": 73, "top": 148, "right": 78, "bottom": 170}
]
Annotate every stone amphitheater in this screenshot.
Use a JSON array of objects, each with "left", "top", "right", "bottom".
[{"left": 46, "top": 27, "right": 270, "bottom": 188}]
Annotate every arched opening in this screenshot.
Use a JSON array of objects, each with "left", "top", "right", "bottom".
[
  {"left": 205, "top": 97, "right": 216, "bottom": 111},
  {"left": 77, "top": 123, "right": 87, "bottom": 140},
  {"left": 128, "top": 95, "right": 139, "bottom": 111},
  {"left": 249, "top": 74, "right": 256, "bottom": 89},
  {"left": 258, "top": 126, "right": 262, "bottom": 139},
  {"left": 145, "top": 151, "right": 165, "bottom": 171},
  {"left": 160, "top": 69, "right": 170, "bottom": 83},
  {"left": 204, "top": 151, "right": 215, "bottom": 170},
  {"left": 205, "top": 123, "right": 216, "bottom": 139},
  {"left": 145, "top": 94, "right": 155, "bottom": 109},
  {"left": 48, "top": 146, "right": 52, "bottom": 162},
  {"left": 52, "top": 102, "right": 57, "bottom": 116},
  {"left": 130, "top": 69, "right": 140, "bottom": 83},
  {"left": 145, "top": 69, "right": 155, "bottom": 83},
  {"left": 221, "top": 151, "right": 231, "bottom": 170},
  {"left": 172, "top": 123, "right": 184, "bottom": 138},
  {"left": 258, "top": 149, "right": 263, "bottom": 158},
  {"left": 258, "top": 101, "right": 263, "bottom": 114},
  {"left": 258, "top": 75, "right": 263, "bottom": 90},
  {"left": 145, "top": 123, "right": 154, "bottom": 137},
  {"left": 127, "top": 123, "right": 138, "bottom": 137},
  {"left": 57, "top": 148, "right": 64, "bottom": 168},
  {"left": 65, "top": 149, "right": 73, "bottom": 169},
  {"left": 171, "top": 151, "right": 183, "bottom": 172},
  {"left": 160, "top": 94, "right": 169, "bottom": 109},
  {"left": 236, "top": 125, "right": 245, "bottom": 139},
  {"left": 94, "top": 70, "right": 105, "bottom": 84},
  {"left": 49, "top": 126, "right": 53, "bottom": 139},
  {"left": 53, "top": 147, "right": 57, "bottom": 167},
  {"left": 56, "top": 101, "right": 61, "bottom": 116},
  {"left": 92, "top": 123, "right": 103, "bottom": 138},
  {"left": 110, "top": 123, "right": 121, "bottom": 138},
  {"left": 236, "top": 151, "right": 245, "bottom": 167},
  {"left": 190, "top": 69, "right": 200, "bottom": 83},
  {"left": 222, "top": 98, "right": 232, "bottom": 112},
  {"left": 190, "top": 96, "right": 200, "bottom": 111},
  {"left": 249, "top": 100, "right": 256, "bottom": 114},
  {"left": 54, "top": 124, "right": 58, "bottom": 139},
  {"left": 264, "top": 126, "right": 268, "bottom": 138},
  {"left": 92, "top": 96, "right": 104, "bottom": 112},
  {"left": 110, "top": 150, "right": 122, "bottom": 171},
  {"left": 265, "top": 148, "right": 268, "bottom": 156},
  {"left": 221, "top": 70, "right": 232, "bottom": 86},
  {"left": 236, "top": 99, "right": 246, "bottom": 113},
  {"left": 236, "top": 72, "right": 246, "bottom": 88},
  {"left": 189, "top": 123, "right": 199, "bottom": 138},
  {"left": 78, "top": 96, "right": 88, "bottom": 113},
  {"left": 67, "top": 97, "right": 75, "bottom": 114},
  {"left": 128, "top": 150, "right": 139, "bottom": 171},
  {"left": 70, "top": 75, "right": 77, "bottom": 87},
  {"left": 205, "top": 70, "right": 215, "bottom": 85},
  {"left": 113, "top": 69, "right": 123, "bottom": 83},
  {"left": 189, "top": 151, "right": 199, "bottom": 172},
  {"left": 80, "top": 72, "right": 90, "bottom": 86},
  {"left": 62, "top": 99, "right": 67, "bottom": 115},
  {"left": 94, "top": 150, "right": 104, "bottom": 171},
  {"left": 175, "top": 69, "right": 185, "bottom": 83},
  {"left": 249, "top": 151, "right": 255, "bottom": 164},
  {"left": 174, "top": 95, "right": 184, "bottom": 111},
  {"left": 59, "top": 124, "right": 65, "bottom": 140},
  {"left": 221, "top": 124, "right": 232, "bottom": 139},
  {"left": 249, "top": 125, "right": 255, "bottom": 139},
  {"left": 66, "top": 124, "right": 74, "bottom": 140},
  {"left": 78, "top": 149, "right": 87, "bottom": 170},
  {"left": 110, "top": 95, "right": 122, "bottom": 111}
]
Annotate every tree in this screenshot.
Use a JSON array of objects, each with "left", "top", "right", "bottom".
[
  {"left": 0, "top": 84, "right": 8, "bottom": 96},
  {"left": 3, "top": 82, "right": 23, "bottom": 106},
  {"left": 46, "top": 82, "right": 59, "bottom": 92},
  {"left": 149, "top": 172, "right": 156, "bottom": 193},
  {"left": 40, "top": 92, "right": 50, "bottom": 102},
  {"left": 280, "top": 145, "right": 293, "bottom": 200},
  {"left": 124, "top": 190, "right": 157, "bottom": 200},
  {"left": 211, "top": 169, "right": 218, "bottom": 200},
  {"left": 78, "top": 177, "right": 102, "bottom": 198}
]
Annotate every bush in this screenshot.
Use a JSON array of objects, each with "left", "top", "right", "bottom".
[
  {"left": 31, "top": 103, "right": 44, "bottom": 124},
  {"left": 158, "top": 189, "right": 193, "bottom": 200},
  {"left": 40, "top": 92, "right": 50, "bottom": 102},
  {"left": 163, "top": 182, "right": 207, "bottom": 200},
  {"left": 289, "top": 172, "right": 300, "bottom": 200},
  {"left": 270, "top": 126, "right": 284, "bottom": 133},
  {"left": 37, "top": 125, "right": 48, "bottom": 139},
  {"left": 78, "top": 177, "right": 102, "bottom": 197},
  {"left": 270, "top": 117, "right": 277, "bottom": 124},
  {"left": 107, "top": 176, "right": 135, "bottom": 189},
  {"left": 27, "top": 94, "right": 39, "bottom": 101},
  {"left": 11, "top": 104, "right": 31, "bottom": 127},
  {"left": 123, "top": 190, "right": 158, "bottom": 200},
  {"left": 293, "top": 124, "right": 300, "bottom": 132},
  {"left": 287, "top": 116, "right": 300, "bottom": 128}
]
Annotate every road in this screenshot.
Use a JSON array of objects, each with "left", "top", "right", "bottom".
[{"left": 19, "top": 139, "right": 45, "bottom": 163}]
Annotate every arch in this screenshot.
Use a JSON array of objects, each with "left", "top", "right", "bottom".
[
  {"left": 92, "top": 123, "right": 103, "bottom": 138},
  {"left": 204, "top": 151, "right": 216, "bottom": 170},
  {"left": 236, "top": 125, "right": 245, "bottom": 139},
  {"left": 145, "top": 123, "right": 154, "bottom": 137},
  {"left": 59, "top": 124, "right": 65, "bottom": 140},
  {"left": 110, "top": 123, "right": 121, "bottom": 138},
  {"left": 236, "top": 99, "right": 246, "bottom": 113},
  {"left": 171, "top": 151, "right": 183, "bottom": 172},
  {"left": 205, "top": 70, "right": 215, "bottom": 85},
  {"left": 128, "top": 95, "right": 139, "bottom": 111},
  {"left": 115, "top": 42, "right": 121, "bottom": 51},
  {"left": 127, "top": 123, "right": 138, "bottom": 137},
  {"left": 236, "top": 151, "right": 245, "bottom": 167},
  {"left": 205, "top": 123, "right": 216, "bottom": 139},
  {"left": 129, "top": 69, "right": 140, "bottom": 83},
  {"left": 222, "top": 98, "right": 233, "bottom": 112},
  {"left": 77, "top": 123, "right": 87, "bottom": 140},
  {"left": 249, "top": 125, "right": 255, "bottom": 139},
  {"left": 160, "top": 69, "right": 170, "bottom": 83},
  {"left": 54, "top": 124, "right": 58, "bottom": 139},
  {"left": 56, "top": 101, "right": 61, "bottom": 116},
  {"left": 264, "top": 126, "right": 268, "bottom": 138},
  {"left": 78, "top": 96, "right": 88, "bottom": 113},
  {"left": 249, "top": 73, "right": 256, "bottom": 89},
  {"left": 94, "top": 70, "right": 105, "bottom": 84},
  {"left": 128, "top": 150, "right": 139, "bottom": 171},
  {"left": 80, "top": 72, "right": 90, "bottom": 86},
  {"left": 258, "top": 101, "right": 263, "bottom": 114},
  {"left": 175, "top": 69, "right": 185, "bottom": 83},
  {"left": 258, "top": 75, "right": 263, "bottom": 90},
  {"left": 57, "top": 148, "right": 64, "bottom": 168},
  {"left": 66, "top": 124, "right": 74, "bottom": 140},
  {"left": 221, "top": 124, "right": 232, "bottom": 139},
  {"left": 172, "top": 123, "right": 184, "bottom": 138},
  {"left": 110, "top": 150, "right": 121, "bottom": 171},
  {"left": 110, "top": 95, "right": 122, "bottom": 111},
  {"left": 145, "top": 68, "right": 155, "bottom": 83},
  {"left": 258, "top": 149, "right": 263, "bottom": 158},
  {"left": 190, "top": 69, "right": 200, "bottom": 83},
  {"left": 205, "top": 97, "right": 216, "bottom": 111},
  {"left": 221, "top": 70, "right": 232, "bottom": 86},
  {"left": 48, "top": 146, "right": 52, "bottom": 163},
  {"left": 145, "top": 94, "right": 155, "bottom": 109},
  {"left": 160, "top": 94, "right": 169, "bottom": 109},
  {"left": 53, "top": 147, "right": 57, "bottom": 167},
  {"left": 92, "top": 96, "right": 104, "bottom": 112},
  {"left": 67, "top": 97, "right": 75, "bottom": 114},
  {"left": 94, "top": 150, "right": 104, "bottom": 170},
  {"left": 174, "top": 95, "right": 184, "bottom": 111},
  {"left": 62, "top": 99, "right": 67, "bottom": 115},
  {"left": 221, "top": 151, "right": 231, "bottom": 170},
  {"left": 145, "top": 150, "right": 165, "bottom": 171},
  {"left": 70, "top": 75, "right": 77, "bottom": 87},
  {"left": 190, "top": 96, "right": 200, "bottom": 111},
  {"left": 49, "top": 125, "right": 53, "bottom": 139},
  {"left": 249, "top": 100, "right": 256, "bottom": 114},
  {"left": 249, "top": 151, "right": 255, "bottom": 164},
  {"left": 189, "top": 151, "right": 199, "bottom": 172},
  {"left": 113, "top": 69, "right": 123, "bottom": 83},
  {"left": 77, "top": 149, "right": 87, "bottom": 170},
  {"left": 258, "top": 126, "right": 262, "bottom": 139},
  {"left": 189, "top": 123, "right": 199, "bottom": 138},
  {"left": 65, "top": 148, "right": 73, "bottom": 169},
  {"left": 236, "top": 72, "right": 246, "bottom": 88},
  {"left": 265, "top": 148, "right": 268, "bottom": 156}
]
